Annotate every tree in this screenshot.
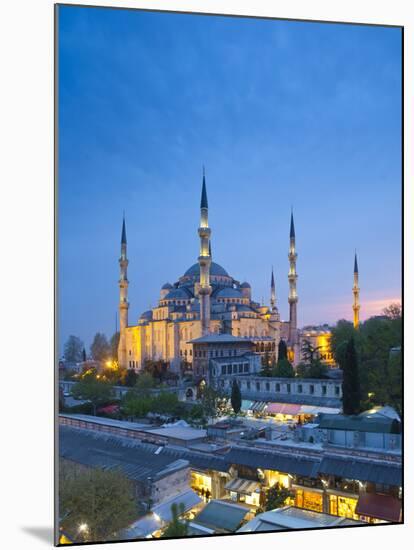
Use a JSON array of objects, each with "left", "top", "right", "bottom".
[
  {"left": 256, "top": 483, "right": 292, "bottom": 515},
  {"left": 278, "top": 339, "right": 288, "bottom": 361},
  {"left": 110, "top": 332, "right": 120, "bottom": 360},
  {"left": 231, "top": 379, "right": 242, "bottom": 414},
  {"left": 64, "top": 335, "right": 84, "bottom": 363},
  {"left": 135, "top": 372, "right": 156, "bottom": 394},
  {"left": 59, "top": 463, "right": 137, "bottom": 543},
  {"left": 342, "top": 336, "right": 361, "bottom": 415},
  {"left": 71, "top": 372, "right": 114, "bottom": 416},
  {"left": 272, "top": 359, "right": 295, "bottom": 378},
  {"left": 124, "top": 369, "right": 137, "bottom": 387},
  {"left": 161, "top": 503, "right": 189, "bottom": 538},
  {"left": 200, "top": 386, "right": 228, "bottom": 418},
  {"left": 301, "top": 339, "right": 322, "bottom": 364},
  {"left": 383, "top": 302, "right": 402, "bottom": 320},
  {"left": 90, "top": 333, "right": 111, "bottom": 363},
  {"left": 330, "top": 320, "right": 358, "bottom": 367}
]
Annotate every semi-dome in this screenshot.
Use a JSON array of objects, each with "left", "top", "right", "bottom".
[
  {"left": 140, "top": 310, "right": 153, "bottom": 320},
  {"left": 164, "top": 288, "right": 192, "bottom": 300},
  {"left": 217, "top": 287, "right": 243, "bottom": 299},
  {"left": 183, "top": 261, "right": 230, "bottom": 278},
  {"left": 240, "top": 282, "right": 251, "bottom": 288},
  {"left": 161, "top": 282, "right": 173, "bottom": 290}
]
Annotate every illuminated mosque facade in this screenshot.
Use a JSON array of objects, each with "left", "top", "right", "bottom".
[{"left": 117, "top": 173, "right": 357, "bottom": 372}]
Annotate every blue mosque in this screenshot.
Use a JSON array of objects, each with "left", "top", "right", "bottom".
[{"left": 117, "top": 172, "right": 301, "bottom": 373}]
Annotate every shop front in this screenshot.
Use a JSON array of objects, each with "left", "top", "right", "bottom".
[
  {"left": 191, "top": 470, "right": 212, "bottom": 499},
  {"left": 225, "top": 477, "right": 262, "bottom": 508},
  {"left": 328, "top": 492, "right": 359, "bottom": 520},
  {"left": 294, "top": 487, "right": 324, "bottom": 513}
]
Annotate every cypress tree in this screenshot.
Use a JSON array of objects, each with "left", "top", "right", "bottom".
[
  {"left": 231, "top": 379, "right": 242, "bottom": 414},
  {"left": 342, "top": 336, "right": 361, "bottom": 415},
  {"left": 278, "top": 339, "right": 288, "bottom": 361}
]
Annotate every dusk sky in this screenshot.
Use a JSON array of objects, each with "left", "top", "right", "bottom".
[{"left": 58, "top": 6, "right": 402, "bottom": 353}]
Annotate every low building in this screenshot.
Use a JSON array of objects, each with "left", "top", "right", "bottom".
[
  {"left": 238, "top": 505, "right": 361, "bottom": 532},
  {"left": 317, "top": 407, "right": 402, "bottom": 452},
  {"left": 143, "top": 425, "right": 207, "bottom": 448},
  {"left": 217, "top": 375, "right": 342, "bottom": 408},
  {"left": 59, "top": 426, "right": 191, "bottom": 512},
  {"left": 189, "top": 334, "right": 261, "bottom": 384}
]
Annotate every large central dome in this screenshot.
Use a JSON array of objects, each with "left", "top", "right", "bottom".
[{"left": 184, "top": 261, "right": 230, "bottom": 278}]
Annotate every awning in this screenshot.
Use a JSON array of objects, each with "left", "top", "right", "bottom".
[
  {"left": 299, "top": 405, "right": 341, "bottom": 415},
  {"left": 241, "top": 400, "right": 254, "bottom": 411},
  {"left": 152, "top": 489, "right": 202, "bottom": 522},
  {"left": 225, "top": 477, "right": 261, "bottom": 495},
  {"left": 356, "top": 493, "right": 402, "bottom": 523},
  {"left": 251, "top": 401, "right": 268, "bottom": 413},
  {"left": 266, "top": 403, "right": 301, "bottom": 415}
]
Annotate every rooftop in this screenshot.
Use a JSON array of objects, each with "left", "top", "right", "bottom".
[
  {"left": 189, "top": 334, "right": 252, "bottom": 344},
  {"left": 191, "top": 500, "right": 249, "bottom": 533},
  {"left": 145, "top": 426, "right": 207, "bottom": 441},
  {"left": 318, "top": 411, "right": 401, "bottom": 434},
  {"left": 238, "top": 506, "right": 362, "bottom": 532},
  {"left": 59, "top": 426, "right": 189, "bottom": 482}
]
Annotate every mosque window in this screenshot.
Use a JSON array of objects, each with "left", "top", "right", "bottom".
[
  {"left": 189, "top": 349, "right": 192, "bottom": 356},
  {"left": 322, "top": 385, "right": 327, "bottom": 395},
  {"left": 221, "top": 365, "right": 226, "bottom": 375},
  {"left": 335, "top": 386, "right": 340, "bottom": 396},
  {"left": 247, "top": 381, "right": 251, "bottom": 389},
  {"left": 276, "top": 383, "right": 280, "bottom": 392},
  {"left": 298, "top": 384, "right": 303, "bottom": 393},
  {"left": 256, "top": 382, "right": 260, "bottom": 391},
  {"left": 287, "top": 384, "right": 291, "bottom": 393},
  {"left": 243, "top": 363, "right": 249, "bottom": 372},
  {"left": 310, "top": 385, "right": 315, "bottom": 394}
]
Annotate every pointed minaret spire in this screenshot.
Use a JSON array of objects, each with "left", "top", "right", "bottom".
[
  {"left": 198, "top": 168, "right": 212, "bottom": 336},
  {"left": 121, "top": 213, "right": 127, "bottom": 245},
  {"left": 353, "top": 251, "right": 360, "bottom": 329},
  {"left": 200, "top": 167, "right": 208, "bottom": 210},
  {"left": 290, "top": 209, "right": 295, "bottom": 239}
]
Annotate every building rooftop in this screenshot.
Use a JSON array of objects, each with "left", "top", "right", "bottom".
[
  {"left": 318, "top": 411, "right": 401, "bottom": 434},
  {"left": 191, "top": 500, "right": 249, "bottom": 533},
  {"left": 59, "top": 426, "right": 189, "bottom": 482},
  {"left": 144, "top": 426, "right": 207, "bottom": 441},
  {"left": 189, "top": 334, "right": 251, "bottom": 344},
  {"left": 238, "top": 506, "right": 362, "bottom": 532}
]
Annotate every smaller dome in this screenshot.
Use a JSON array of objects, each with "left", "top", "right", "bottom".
[
  {"left": 217, "top": 287, "right": 243, "bottom": 299},
  {"left": 164, "top": 288, "right": 191, "bottom": 300},
  {"left": 161, "top": 282, "right": 173, "bottom": 290},
  {"left": 240, "top": 282, "right": 251, "bottom": 288},
  {"left": 140, "top": 310, "right": 153, "bottom": 320}
]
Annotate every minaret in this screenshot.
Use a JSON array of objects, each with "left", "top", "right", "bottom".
[
  {"left": 270, "top": 267, "right": 276, "bottom": 311},
  {"left": 288, "top": 210, "right": 298, "bottom": 344},
  {"left": 118, "top": 215, "right": 129, "bottom": 369},
  {"left": 353, "top": 252, "right": 360, "bottom": 329},
  {"left": 198, "top": 169, "right": 212, "bottom": 335}
]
